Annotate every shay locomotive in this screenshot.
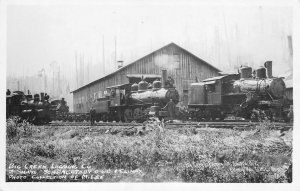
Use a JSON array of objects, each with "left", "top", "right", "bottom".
[
  {"left": 188, "top": 61, "right": 288, "bottom": 121},
  {"left": 6, "top": 90, "right": 52, "bottom": 124}
]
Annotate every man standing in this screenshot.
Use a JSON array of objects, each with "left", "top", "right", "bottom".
[
  {"left": 163, "top": 99, "right": 176, "bottom": 122},
  {"left": 90, "top": 106, "right": 96, "bottom": 125},
  {"left": 61, "top": 98, "right": 66, "bottom": 106}
]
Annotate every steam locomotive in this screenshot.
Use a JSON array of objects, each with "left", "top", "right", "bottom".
[
  {"left": 188, "top": 61, "right": 288, "bottom": 121},
  {"left": 6, "top": 91, "right": 52, "bottom": 124},
  {"left": 91, "top": 70, "right": 179, "bottom": 122}
]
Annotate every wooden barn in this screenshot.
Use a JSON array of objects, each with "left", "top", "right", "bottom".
[{"left": 71, "top": 43, "right": 220, "bottom": 113}]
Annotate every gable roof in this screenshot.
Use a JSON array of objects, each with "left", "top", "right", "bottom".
[{"left": 71, "top": 42, "right": 221, "bottom": 93}]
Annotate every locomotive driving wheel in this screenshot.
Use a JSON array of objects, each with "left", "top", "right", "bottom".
[
  {"left": 133, "top": 108, "right": 144, "bottom": 122},
  {"left": 124, "top": 109, "right": 133, "bottom": 122}
]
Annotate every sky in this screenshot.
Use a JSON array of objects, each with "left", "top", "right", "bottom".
[{"left": 6, "top": 0, "right": 293, "bottom": 91}]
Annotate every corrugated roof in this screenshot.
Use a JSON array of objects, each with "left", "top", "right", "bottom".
[{"left": 71, "top": 42, "right": 221, "bottom": 93}]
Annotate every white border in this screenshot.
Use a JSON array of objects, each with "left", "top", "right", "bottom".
[{"left": 1, "top": 0, "right": 299, "bottom": 191}]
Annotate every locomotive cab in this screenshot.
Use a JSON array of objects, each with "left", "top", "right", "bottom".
[
  {"left": 91, "top": 83, "right": 132, "bottom": 122},
  {"left": 106, "top": 83, "right": 132, "bottom": 107},
  {"left": 188, "top": 74, "right": 241, "bottom": 121}
]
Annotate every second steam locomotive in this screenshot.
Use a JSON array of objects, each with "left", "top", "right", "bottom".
[{"left": 188, "top": 61, "right": 288, "bottom": 121}]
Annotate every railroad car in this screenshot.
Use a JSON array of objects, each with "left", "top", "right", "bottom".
[{"left": 188, "top": 61, "right": 287, "bottom": 121}]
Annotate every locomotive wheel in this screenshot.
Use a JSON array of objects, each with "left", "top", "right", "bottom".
[
  {"left": 133, "top": 108, "right": 144, "bottom": 122},
  {"left": 124, "top": 109, "right": 133, "bottom": 122}
]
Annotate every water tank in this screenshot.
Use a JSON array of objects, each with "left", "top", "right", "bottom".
[
  {"left": 256, "top": 66, "right": 266, "bottom": 79},
  {"left": 138, "top": 80, "right": 148, "bottom": 92},
  {"left": 240, "top": 66, "right": 252, "bottom": 79},
  {"left": 131, "top": 83, "right": 138, "bottom": 92},
  {"left": 152, "top": 79, "right": 162, "bottom": 90}
]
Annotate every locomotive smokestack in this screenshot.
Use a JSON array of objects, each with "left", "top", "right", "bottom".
[
  {"left": 161, "top": 69, "right": 167, "bottom": 88},
  {"left": 264, "top": 61, "right": 273, "bottom": 78}
]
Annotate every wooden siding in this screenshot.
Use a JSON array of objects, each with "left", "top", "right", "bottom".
[{"left": 73, "top": 44, "right": 220, "bottom": 112}]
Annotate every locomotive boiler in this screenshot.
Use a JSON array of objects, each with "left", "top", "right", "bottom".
[
  {"left": 233, "top": 62, "right": 285, "bottom": 100},
  {"left": 127, "top": 75, "right": 179, "bottom": 106},
  {"left": 188, "top": 61, "right": 287, "bottom": 121}
]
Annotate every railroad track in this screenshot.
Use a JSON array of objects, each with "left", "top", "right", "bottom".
[{"left": 44, "top": 121, "right": 293, "bottom": 130}]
